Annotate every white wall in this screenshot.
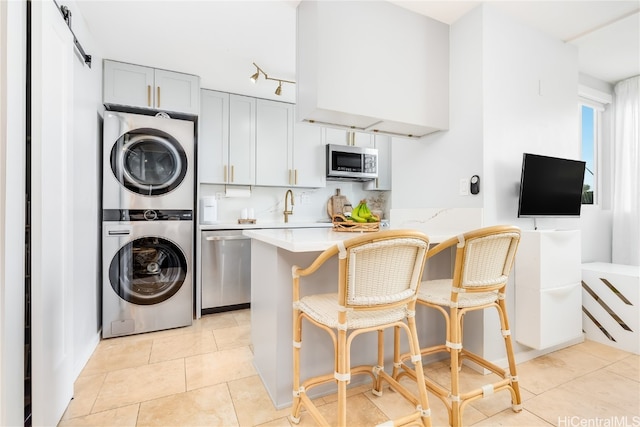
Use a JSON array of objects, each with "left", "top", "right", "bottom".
[
  {"left": 391, "top": 4, "right": 601, "bottom": 362},
  {"left": 482, "top": 5, "right": 579, "bottom": 227},
  {"left": 0, "top": 1, "right": 26, "bottom": 424},
  {"left": 391, "top": 5, "right": 483, "bottom": 211},
  {"left": 478, "top": 4, "right": 580, "bottom": 362}
]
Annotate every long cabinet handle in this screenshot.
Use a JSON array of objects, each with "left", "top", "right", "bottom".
[
  {"left": 295, "top": 169, "right": 298, "bottom": 185},
  {"left": 157, "top": 87, "right": 161, "bottom": 108},
  {"left": 147, "top": 85, "right": 151, "bottom": 107},
  {"left": 231, "top": 165, "right": 235, "bottom": 182},
  {"left": 288, "top": 169, "right": 292, "bottom": 185}
]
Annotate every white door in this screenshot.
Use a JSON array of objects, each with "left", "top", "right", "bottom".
[{"left": 30, "top": 1, "right": 75, "bottom": 425}]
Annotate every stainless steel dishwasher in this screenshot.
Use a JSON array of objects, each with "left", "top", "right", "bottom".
[{"left": 201, "top": 230, "right": 251, "bottom": 314}]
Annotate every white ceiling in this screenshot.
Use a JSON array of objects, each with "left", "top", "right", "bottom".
[{"left": 76, "top": 0, "right": 639, "bottom": 99}]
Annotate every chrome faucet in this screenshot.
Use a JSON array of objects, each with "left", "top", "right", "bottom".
[{"left": 284, "top": 189, "right": 294, "bottom": 223}]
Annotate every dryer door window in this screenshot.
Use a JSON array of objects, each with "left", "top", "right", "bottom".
[
  {"left": 109, "top": 236, "right": 187, "bottom": 305},
  {"left": 111, "top": 128, "right": 188, "bottom": 196}
]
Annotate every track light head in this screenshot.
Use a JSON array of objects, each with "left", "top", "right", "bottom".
[
  {"left": 275, "top": 81, "right": 283, "bottom": 96},
  {"left": 250, "top": 69, "right": 260, "bottom": 83}
]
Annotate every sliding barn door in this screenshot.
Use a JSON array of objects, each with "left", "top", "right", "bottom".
[{"left": 30, "top": 0, "right": 75, "bottom": 424}]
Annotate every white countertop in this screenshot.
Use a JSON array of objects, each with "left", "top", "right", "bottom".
[{"left": 244, "top": 227, "right": 451, "bottom": 252}]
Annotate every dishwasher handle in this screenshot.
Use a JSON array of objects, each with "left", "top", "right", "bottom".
[{"left": 205, "top": 235, "right": 250, "bottom": 241}]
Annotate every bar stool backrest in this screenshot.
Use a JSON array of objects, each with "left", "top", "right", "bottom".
[{"left": 340, "top": 232, "right": 429, "bottom": 309}]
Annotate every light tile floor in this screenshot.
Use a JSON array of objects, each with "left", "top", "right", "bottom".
[{"left": 60, "top": 309, "right": 640, "bottom": 426}]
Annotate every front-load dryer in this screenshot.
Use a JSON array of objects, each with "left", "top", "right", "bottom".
[
  {"left": 102, "top": 209, "right": 193, "bottom": 338},
  {"left": 103, "top": 111, "right": 194, "bottom": 210}
]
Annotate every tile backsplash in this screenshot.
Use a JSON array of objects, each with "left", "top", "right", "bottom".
[{"left": 199, "top": 182, "right": 389, "bottom": 224}]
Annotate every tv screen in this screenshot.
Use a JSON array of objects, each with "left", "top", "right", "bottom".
[{"left": 517, "top": 153, "right": 586, "bottom": 218}]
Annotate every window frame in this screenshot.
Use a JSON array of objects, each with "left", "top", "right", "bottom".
[
  {"left": 579, "top": 100, "right": 601, "bottom": 206},
  {"left": 578, "top": 83, "right": 612, "bottom": 209}
]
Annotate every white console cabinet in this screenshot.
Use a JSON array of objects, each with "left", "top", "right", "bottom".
[
  {"left": 582, "top": 262, "right": 639, "bottom": 354},
  {"left": 515, "top": 230, "right": 583, "bottom": 349}
]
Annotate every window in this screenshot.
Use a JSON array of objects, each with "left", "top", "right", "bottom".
[
  {"left": 579, "top": 83, "right": 612, "bottom": 207},
  {"left": 581, "top": 104, "right": 596, "bottom": 204}
]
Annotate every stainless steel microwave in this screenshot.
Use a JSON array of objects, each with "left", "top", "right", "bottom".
[{"left": 326, "top": 144, "right": 378, "bottom": 181}]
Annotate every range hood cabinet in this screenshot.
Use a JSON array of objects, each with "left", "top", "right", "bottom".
[{"left": 296, "top": 1, "right": 449, "bottom": 139}]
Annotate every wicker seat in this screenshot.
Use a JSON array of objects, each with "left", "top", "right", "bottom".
[
  {"left": 396, "top": 225, "right": 522, "bottom": 427},
  {"left": 290, "top": 230, "right": 433, "bottom": 427}
]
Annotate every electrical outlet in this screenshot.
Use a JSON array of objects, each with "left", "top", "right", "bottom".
[
  {"left": 459, "top": 178, "right": 469, "bottom": 196},
  {"left": 215, "top": 192, "right": 224, "bottom": 200},
  {"left": 300, "top": 194, "right": 311, "bottom": 205}
]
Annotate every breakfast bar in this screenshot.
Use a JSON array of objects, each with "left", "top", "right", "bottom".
[{"left": 244, "top": 227, "right": 451, "bottom": 409}]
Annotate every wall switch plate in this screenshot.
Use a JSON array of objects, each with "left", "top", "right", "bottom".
[{"left": 459, "top": 178, "right": 469, "bottom": 196}]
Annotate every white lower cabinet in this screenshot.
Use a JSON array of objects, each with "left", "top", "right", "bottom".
[
  {"left": 582, "top": 262, "right": 639, "bottom": 354},
  {"left": 515, "top": 230, "right": 583, "bottom": 349}
]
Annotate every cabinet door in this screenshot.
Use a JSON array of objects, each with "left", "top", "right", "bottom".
[
  {"left": 324, "top": 128, "right": 372, "bottom": 147},
  {"left": 154, "top": 69, "right": 200, "bottom": 115},
  {"left": 229, "top": 95, "right": 256, "bottom": 185},
  {"left": 293, "top": 122, "right": 325, "bottom": 187},
  {"left": 103, "top": 60, "right": 154, "bottom": 109},
  {"left": 324, "top": 128, "right": 349, "bottom": 145},
  {"left": 199, "top": 90, "right": 229, "bottom": 184},
  {"left": 354, "top": 132, "right": 373, "bottom": 147},
  {"left": 364, "top": 135, "right": 391, "bottom": 190},
  {"left": 255, "top": 99, "right": 293, "bottom": 186}
]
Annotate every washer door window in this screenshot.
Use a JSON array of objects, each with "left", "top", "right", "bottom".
[
  {"left": 109, "top": 236, "right": 187, "bottom": 305},
  {"left": 111, "top": 128, "right": 188, "bottom": 196}
]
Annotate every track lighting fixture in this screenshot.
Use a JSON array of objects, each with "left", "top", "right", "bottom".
[
  {"left": 249, "top": 62, "right": 295, "bottom": 96},
  {"left": 250, "top": 67, "right": 260, "bottom": 83}
]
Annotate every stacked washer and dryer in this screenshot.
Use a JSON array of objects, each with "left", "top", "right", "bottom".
[{"left": 102, "top": 111, "right": 194, "bottom": 338}]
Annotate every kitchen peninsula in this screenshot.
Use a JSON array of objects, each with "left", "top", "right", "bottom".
[{"left": 244, "top": 227, "right": 451, "bottom": 409}]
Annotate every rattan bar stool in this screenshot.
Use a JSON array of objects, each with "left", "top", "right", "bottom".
[
  {"left": 395, "top": 225, "right": 522, "bottom": 427},
  {"left": 289, "top": 230, "right": 433, "bottom": 427}
]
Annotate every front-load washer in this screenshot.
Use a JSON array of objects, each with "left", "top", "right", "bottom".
[
  {"left": 103, "top": 111, "right": 194, "bottom": 210},
  {"left": 102, "top": 209, "right": 193, "bottom": 338}
]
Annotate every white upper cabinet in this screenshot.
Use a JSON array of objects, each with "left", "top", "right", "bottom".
[
  {"left": 199, "top": 90, "right": 255, "bottom": 185},
  {"left": 296, "top": 1, "right": 449, "bottom": 138},
  {"left": 229, "top": 95, "right": 256, "bottom": 185},
  {"left": 255, "top": 100, "right": 325, "bottom": 188},
  {"left": 292, "top": 122, "right": 326, "bottom": 188},
  {"left": 103, "top": 60, "right": 200, "bottom": 115},
  {"left": 324, "top": 128, "right": 373, "bottom": 148},
  {"left": 255, "top": 99, "right": 293, "bottom": 187}
]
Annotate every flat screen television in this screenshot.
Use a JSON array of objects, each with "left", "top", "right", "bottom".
[{"left": 517, "top": 153, "right": 586, "bottom": 218}]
